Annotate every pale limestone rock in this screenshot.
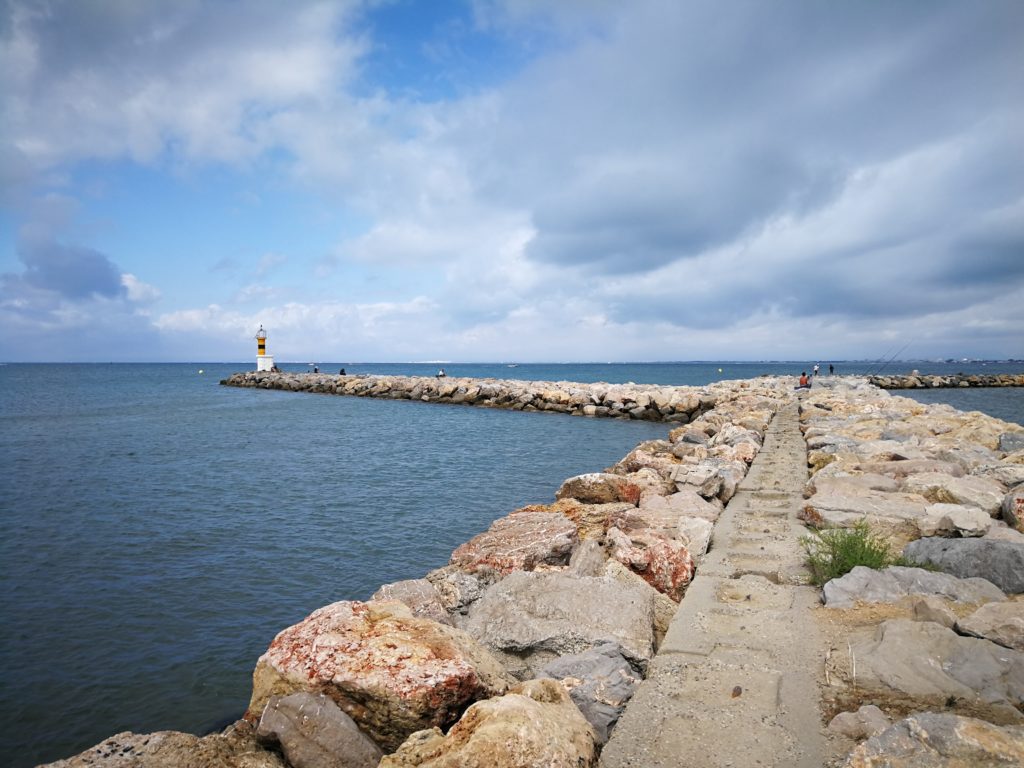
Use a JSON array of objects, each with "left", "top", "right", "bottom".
[
  {"left": 827, "top": 704, "right": 892, "bottom": 740},
  {"left": 463, "top": 571, "right": 656, "bottom": 678},
  {"left": 902, "top": 472, "right": 1005, "bottom": 516},
  {"left": 957, "top": 601, "right": 1024, "bottom": 651},
  {"left": 841, "top": 713, "right": 1024, "bottom": 768},
  {"left": 379, "top": 679, "right": 596, "bottom": 768},
  {"left": 917, "top": 503, "right": 993, "bottom": 538},
  {"left": 41, "top": 722, "right": 283, "bottom": 768},
  {"left": 912, "top": 596, "right": 957, "bottom": 628},
  {"left": 372, "top": 579, "right": 451, "bottom": 625}
]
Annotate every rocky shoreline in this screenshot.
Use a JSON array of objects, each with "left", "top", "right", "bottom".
[
  {"left": 44, "top": 375, "right": 1024, "bottom": 767},
  {"left": 867, "top": 372, "right": 1024, "bottom": 389}
]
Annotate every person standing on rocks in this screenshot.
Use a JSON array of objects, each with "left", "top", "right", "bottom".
[
  {"left": 829, "top": 364, "right": 834, "bottom": 375},
  {"left": 813, "top": 363, "right": 820, "bottom": 377}
]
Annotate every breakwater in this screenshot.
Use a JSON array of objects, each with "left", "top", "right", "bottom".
[
  {"left": 44, "top": 376, "right": 1024, "bottom": 767},
  {"left": 868, "top": 372, "right": 1024, "bottom": 389},
  {"left": 220, "top": 371, "right": 720, "bottom": 422}
]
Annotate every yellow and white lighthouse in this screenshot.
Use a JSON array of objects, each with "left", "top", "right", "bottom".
[{"left": 255, "top": 325, "right": 275, "bottom": 372}]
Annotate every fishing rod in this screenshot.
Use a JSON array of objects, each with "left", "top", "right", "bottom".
[{"left": 865, "top": 340, "right": 913, "bottom": 377}]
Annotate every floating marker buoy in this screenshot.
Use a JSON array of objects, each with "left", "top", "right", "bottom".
[
  {"left": 718, "top": 368, "right": 723, "bottom": 373},
  {"left": 198, "top": 369, "right": 204, "bottom": 374}
]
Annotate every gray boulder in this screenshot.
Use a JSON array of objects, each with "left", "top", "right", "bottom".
[
  {"left": 1002, "top": 484, "right": 1024, "bottom": 531},
  {"left": 537, "top": 642, "right": 640, "bottom": 745},
  {"left": 841, "top": 713, "right": 1024, "bottom": 767},
  {"left": 957, "top": 601, "right": 1024, "bottom": 651},
  {"left": 999, "top": 432, "right": 1024, "bottom": 453},
  {"left": 844, "top": 619, "right": 1024, "bottom": 719},
  {"left": 822, "top": 566, "right": 1005, "bottom": 608},
  {"left": 903, "top": 537, "right": 1024, "bottom": 594},
  {"left": 257, "top": 692, "right": 384, "bottom": 768},
  {"left": 463, "top": 571, "right": 655, "bottom": 678}
]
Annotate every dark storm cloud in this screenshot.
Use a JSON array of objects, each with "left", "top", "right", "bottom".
[
  {"left": 15, "top": 239, "right": 125, "bottom": 300},
  {"left": 485, "top": 0, "right": 1024, "bottom": 286}
]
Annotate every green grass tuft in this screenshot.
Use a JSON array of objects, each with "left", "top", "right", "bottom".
[{"left": 799, "top": 521, "right": 901, "bottom": 586}]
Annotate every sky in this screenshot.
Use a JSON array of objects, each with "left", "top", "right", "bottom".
[{"left": 2, "top": 0, "right": 1022, "bottom": 363}]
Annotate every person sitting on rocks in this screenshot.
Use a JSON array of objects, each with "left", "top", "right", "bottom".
[
  {"left": 339, "top": 368, "right": 346, "bottom": 375},
  {"left": 436, "top": 368, "right": 446, "bottom": 378},
  {"left": 795, "top": 372, "right": 811, "bottom": 389}
]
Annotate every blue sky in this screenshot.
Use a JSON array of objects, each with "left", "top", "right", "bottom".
[{"left": 2, "top": 0, "right": 1023, "bottom": 362}]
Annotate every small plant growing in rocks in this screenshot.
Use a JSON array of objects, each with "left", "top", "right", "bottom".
[{"left": 800, "top": 521, "right": 908, "bottom": 586}]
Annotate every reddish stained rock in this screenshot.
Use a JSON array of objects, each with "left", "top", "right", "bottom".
[
  {"left": 450, "top": 512, "right": 578, "bottom": 575},
  {"left": 514, "top": 498, "right": 635, "bottom": 541},
  {"left": 606, "top": 527, "right": 695, "bottom": 602},
  {"left": 247, "top": 600, "right": 513, "bottom": 751},
  {"left": 555, "top": 472, "right": 643, "bottom": 506}
]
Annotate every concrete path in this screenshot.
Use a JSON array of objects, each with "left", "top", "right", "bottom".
[{"left": 600, "top": 399, "right": 836, "bottom": 768}]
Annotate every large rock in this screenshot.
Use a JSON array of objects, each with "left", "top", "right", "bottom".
[
  {"left": 903, "top": 537, "right": 1024, "bottom": 594},
  {"left": 999, "top": 432, "right": 1024, "bottom": 453},
  {"left": 372, "top": 579, "right": 451, "bottom": 625},
  {"left": 857, "top": 459, "right": 965, "bottom": 478},
  {"left": 827, "top": 704, "right": 892, "bottom": 740},
  {"left": 256, "top": 692, "right": 384, "bottom": 768},
  {"left": 514, "top": 499, "right": 633, "bottom": 541},
  {"left": 841, "top": 619, "right": 1024, "bottom": 720},
  {"left": 248, "top": 601, "right": 513, "bottom": 750},
  {"left": 822, "top": 566, "right": 1006, "bottom": 609},
  {"left": 957, "top": 601, "right": 1024, "bottom": 651},
  {"left": 917, "top": 503, "right": 993, "bottom": 538},
  {"left": 424, "top": 566, "right": 490, "bottom": 616},
  {"left": 449, "top": 512, "right": 578, "bottom": 575},
  {"left": 463, "top": 571, "right": 656, "bottom": 678},
  {"left": 555, "top": 473, "right": 642, "bottom": 505},
  {"left": 841, "top": 713, "right": 1024, "bottom": 767},
  {"left": 800, "top": 489, "right": 928, "bottom": 541},
  {"left": 41, "top": 721, "right": 283, "bottom": 768},
  {"left": 606, "top": 526, "right": 695, "bottom": 601},
  {"left": 379, "top": 678, "right": 596, "bottom": 768},
  {"left": 1002, "top": 484, "right": 1024, "bottom": 531},
  {"left": 676, "top": 516, "right": 714, "bottom": 558},
  {"left": 902, "top": 473, "right": 1005, "bottom": 516},
  {"left": 636, "top": 488, "right": 721, "bottom": 523},
  {"left": 603, "top": 559, "right": 678, "bottom": 648},
  {"left": 537, "top": 642, "right": 640, "bottom": 745}
]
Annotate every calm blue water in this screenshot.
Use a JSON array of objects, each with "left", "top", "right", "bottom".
[{"left": 1, "top": 362, "right": 1020, "bottom": 766}]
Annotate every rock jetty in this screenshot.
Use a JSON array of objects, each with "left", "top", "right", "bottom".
[
  {"left": 868, "top": 372, "right": 1024, "bottom": 389},
  {"left": 220, "top": 371, "right": 716, "bottom": 421},
  {"left": 44, "top": 374, "right": 1024, "bottom": 768},
  {"left": 798, "top": 379, "right": 1024, "bottom": 765}
]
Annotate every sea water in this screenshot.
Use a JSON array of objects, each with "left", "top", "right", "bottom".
[{"left": 1, "top": 362, "right": 1020, "bottom": 766}]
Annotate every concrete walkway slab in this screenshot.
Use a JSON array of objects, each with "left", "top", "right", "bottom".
[{"left": 600, "top": 401, "right": 839, "bottom": 768}]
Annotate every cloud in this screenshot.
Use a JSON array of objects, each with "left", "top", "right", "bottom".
[{"left": 2, "top": 0, "right": 1022, "bottom": 362}]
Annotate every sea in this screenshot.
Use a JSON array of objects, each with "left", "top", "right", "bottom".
[{"left": 2, "top": 361, "right": 1021, "bottom": 766}]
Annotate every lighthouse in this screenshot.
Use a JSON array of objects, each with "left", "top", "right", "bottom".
[{"left": 255, "top": 325, "right": 275, "bottom": 372}]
